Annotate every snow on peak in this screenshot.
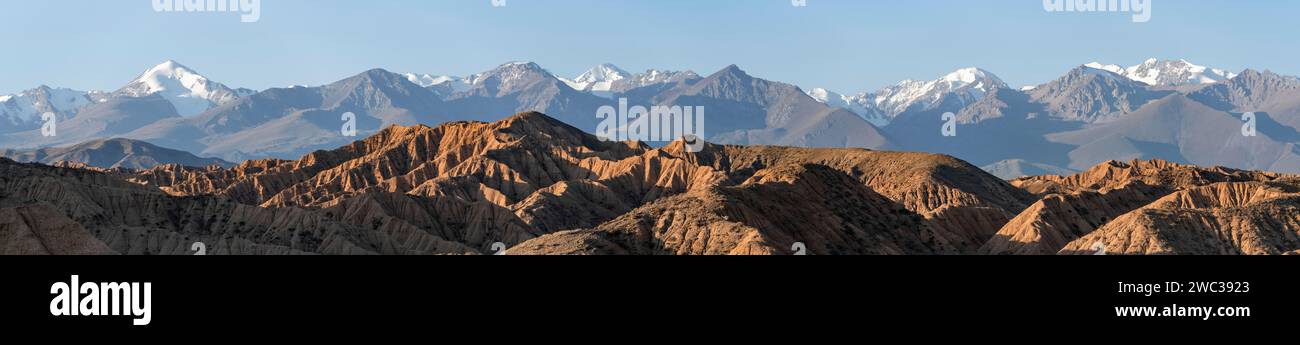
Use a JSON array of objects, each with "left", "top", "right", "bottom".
[
  {"left": 943, "top": 67, "right": 995, "bottom": 84},
  {"left": 804, "top": 87, "right": 884, "bottom": 126},
  {"left": 403, "top": 72, "right": 472, "bottom": 96},
  {"left": 809, "top": 67, "right": 1007, "bottom": 127},
  {"left": 1123, "top": 58, "right": 1237, "bottom": 86},
  {"left": 574, "top": 64, "right": 630, "bottom": 84},
  {"left": 1079, "top": 64, "right": 1126, "bottom": 81},
  {"left": 563, "top": 63, "right": 631, "bottom": 92},
  {"left": 403, "top": 73, "right": 458, "bottom": 87},
  {"left": 1085, "top": 58, "right": 1237, "bottom": 87},
  {"left": 470, "top": 61, "right": 551, "bottom": 84},
  {"left": 805, "top": 88, "right": 840, "bottom": 103},
  {"left": 1084, "top": 62, "right": 1125, "bottom": 74},
  {"left": 0, "top": 86, "right": 98, "bottom": 126},
  {"left": 116, "top": 60, "right": 249, "bottom": 116},
  {"left": 493, "top": 61, "right": 548, "bottom": 74},
  {"left": 559, "top": 65, "right": 698, "bottom": 97},
  {"left": 874, "top": 67, "right": 1006, "bottom": 113}
]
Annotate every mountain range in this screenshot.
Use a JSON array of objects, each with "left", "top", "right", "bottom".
[
  {"left": 810, "top": 58, "right": 1300, "bottom": 178},
  {"left": 4, "top": 58, "right": 1300, "bottom": 180},
  {"left": 0, "top": 138, "right": 231, "bottom": 170},
  {"left": 6, "top": 111, "right": 1300, "bottom": 255}
]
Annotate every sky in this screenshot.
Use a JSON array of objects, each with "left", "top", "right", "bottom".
[{"left": 1, "top": 0, "right": 1297, "bottom": 95}]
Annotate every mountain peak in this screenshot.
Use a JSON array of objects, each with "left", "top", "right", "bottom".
[
  {"left": 151, "top": 59, "right": 188, "bottom": 71},
  {"left": 563, "top": 64, "right": 632, "bottom": 92},
  {"left": 1086, "top": 58, "right": 1237, "bottom": 87},
  {"left": 358, "top": 68, "right": 402, "bottom": 79},
  {"left": 497, "top": 61, "right": 545, "bottom": 71},
  {"left": 943, "top": 67, "right": 1001, "bottom": 84},
  {"left": 1126, "top": 58, "right": 1235, "bottom": 86},
  {"left": 709, "top": 65, "right": 753, "bottom": 81},
  {"left": 472, "top": 61, "right": 554, "bottom": 80},
  {"left": 574, "top": 64, "right": 628, "bottom": 80},
  {"left": 115, "top": 60, "right": 249, "bottom": 116},
  {"left": 339, "top": 68, "right": 417, "bottom": 87},
  {"left": 1084, "top": 62, "right": 1125, "bottom": 74},
  {"left": 1074, "top": 64, "right": 1125, "bottom": 79},
  {"left": 937, "top": 67, "right": 1007, "bottom": 93}
]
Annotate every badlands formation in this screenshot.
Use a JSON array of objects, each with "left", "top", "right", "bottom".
[{"left": 3, "top": 112, "right": 1299, "bottom": 255}]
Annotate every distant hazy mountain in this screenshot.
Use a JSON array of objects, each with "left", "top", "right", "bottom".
[
  {"left": 1047, "top": 93, "right": 1300, "bottom": 172},
  {"left": 123, "top": 68, "right": 447, "bottom": 161},
  {"left": 1189, "top": 69, "right": 1300, "bottom": 112},
  {"left": 981, "top": 159, "right": 1076, "bottom": 180},
  {"left": 115, "top": 60, "right": 253, "bottom": 116},
  {"left": 0, "top": 94, "right": 182, "bottom": 150},
  {"left": 0, "top": 138, "right": 231, "bottom": 169}
]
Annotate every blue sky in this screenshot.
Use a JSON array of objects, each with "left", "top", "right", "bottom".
[{"left": 1, "top": 0, "right": 1296, "bottom": 95}]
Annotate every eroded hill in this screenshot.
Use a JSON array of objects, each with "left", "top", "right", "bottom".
[
  {"left": 6, "top": 112, "right": 1300, "bottom": 255},
  {"left": 1, "top": 112, "right": 1027, "bottom": 254}
]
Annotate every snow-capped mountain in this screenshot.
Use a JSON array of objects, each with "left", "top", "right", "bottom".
[
  {"left": 816, "top": 67, "right": 1008, "bottom": 126},
  {"left": 1083, "top": 62, "right": 1125, "bottom": 74},
  {"left": 404, "top": 73, "right": 472, "bottom": 97},
  {"left": 1086, "top": 59, "right": 1237, "bottom": 87},
  {"left": 409, "top": 63, "right": 699, "bottom": 101},
  {"left": 561, "top": 63, "right": 630, "bottom": 94},
  {"left": 406, "top": 61, "right": 567, "bottom": 96},
  {"left": 873, "top": 67, "right": 1007, "bottom": 115},
  {"left": 621, "top": 69, "right": 698, "bottom": 87},
  {"left": 560, "top": 64, "right": 700, "bottom": 98},
  {"left": 0, "top": 86, "right": 108, "bottom": 130},
  {"left": 454, "top": 61, "right": 562, "bottom": 97},
  {"left": 402, "top": 73, "right": 456, "bottom": 87},
  {"left": 114, "top": 60, "right": 253, "bottom": 116}
]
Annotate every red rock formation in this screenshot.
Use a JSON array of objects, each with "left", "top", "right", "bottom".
[
  {"left": 1061, "top": 181, "right": 1300, "bottom": 255},
  {"left": 109, "top": 112, "right": 1025, "bottom": 254},
  {"left": 985, "top": 160, "right": 1286, "bottom": 255}
]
